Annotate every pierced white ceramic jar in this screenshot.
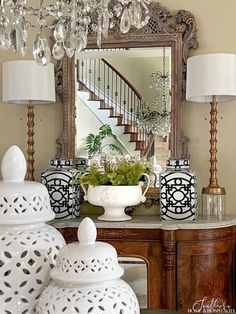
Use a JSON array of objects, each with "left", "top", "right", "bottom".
[
  {"left": 0, "top": 145, "right": 66, "bottom": 314},
  {"left": 36, "top": 217, "right": 140, "bottom": 314}
]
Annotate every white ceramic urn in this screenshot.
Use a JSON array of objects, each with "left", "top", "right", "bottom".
[
  {"left": 36, "top": 217, "right": 140, "bottom": 314},
  {"left": 0, "top": 146, "right": 66, "bottom": 314},
  {"left": 82, "top": 173, "right": 150, "bottom": 221}
]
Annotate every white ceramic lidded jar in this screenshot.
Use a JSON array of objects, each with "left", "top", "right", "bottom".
[
  {"left": 0, "top": 146, "right": 66, "bottom": 314},
  {"left": 36, "top": 217, "right": 140, "bottom": 314}
]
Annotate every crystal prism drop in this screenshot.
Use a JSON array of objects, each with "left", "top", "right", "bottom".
[
  {"left": 33, "top": 33, "right": 51, "bottom": 66},
  {"left": 132, "top": 2, "right": 142, "bottom": 28},
  {"left": 68, "top": 28, "right": 87, "bottom": 52},
  {"left": 96, "top": 27, "right": 102, "bottom": 48},
  {"left": 102, "top": 13, "right": 110, "bottom": 37},
  {"left": 139, "top": 1, "right": 150, "bottom": 27},
  {"left": 10, "top": 28, "right": 17, "bottom": 52},
  {"left": 114, "top": 3, "right": 123, "bottom": 18},
  {"left": 71, "top": 35, "right": 84, "bottom": 53},
  {"left": 64, "top": 30, "right": 76, "bottom": 50},
  {"left": 0, "top": 32, "right": 11, "bottom": 49},
  {"left": 15, "top": 18, "right": 28, "bottom": 56},
  {"left": 65, "top": 48, "right": 75, "bottom": 58},
  {"left": 97, "top": 18, "right": 102, "bottom": 48},
  {"left": 120, "top": 8, "right": 131, "bottom": 34},
  {"left": 54, "top": 22, "right": 65, "bottom": 42},
  {"left": 110, "top": 18, "right": 116, "bottom": 29},
  {"left": 81, "top": 32, "right": 87, "bottom": 50},
  {"left": 2, "top": 0, "right": 13, "bottom": 6},
  {"left": 52, "top": 41, "right": 65, "bottom": 60}
]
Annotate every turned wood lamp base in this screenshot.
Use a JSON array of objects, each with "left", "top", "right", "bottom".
[
  {"left": 201, "top": 96, "right": 226, "bottom": 218},
  {"left": 26, "top": 100, "right": 35, "bottom": 181}
]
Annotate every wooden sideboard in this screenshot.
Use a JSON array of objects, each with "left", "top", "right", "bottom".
[{"left": 51, "top": 215, "right": 236, "bottom": 312}]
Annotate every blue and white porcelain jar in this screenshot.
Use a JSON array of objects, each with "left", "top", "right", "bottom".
[
  {"left": 75, "top": 157, "right": 88, "bottom": 174},
  {"left": 160, "top": 158, "right": 197, "bottom": 221},
  {"left": 41, "top": 158, "right": 81, "bottom": 219}
]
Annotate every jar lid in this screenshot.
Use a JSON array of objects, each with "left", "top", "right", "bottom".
[
  {"left": 0, "top": 145, "right": 55, "bottom": 224},
  {"left": 75, "top": 157, "right": 88, "bottom": 166},
  {"left": 50, "top": 158, "right": 73, "bottom": 168},
  {"left": 166, "top": 157, "right": 189, "bottom": 169},
  {"left": 51, "top": 217, "right": 124, "bottom": 285}
]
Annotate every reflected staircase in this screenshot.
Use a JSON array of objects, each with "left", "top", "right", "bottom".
[{"left": 76, "top": 58, "right": 154, "bottom": 156}]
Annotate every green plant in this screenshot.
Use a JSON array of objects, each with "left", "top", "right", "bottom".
[
  {"left": 79, "top": 158, "right": 148, "bottom": 186},
  {"left": 86, "top": 124, "right": 123, "bottom": 158}
]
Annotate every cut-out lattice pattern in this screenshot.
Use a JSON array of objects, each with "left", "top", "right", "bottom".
[
  {"left": 160, "top": 158, "right": 197, "bottom": 221},
  {"left": 0, "top": 194, "right": 50, "bottom": 216},
  {"left": 0, "top": 224, "right": 65, "bottom": 313},
  {"left": 36, "top": 279, "right": 139, "bottom": 314},
  {"left": 56, "top": 256, "right": 115, "bottom": 274},
  {"left": 41, "top": 165, "right": 80, "bottom": 219}
]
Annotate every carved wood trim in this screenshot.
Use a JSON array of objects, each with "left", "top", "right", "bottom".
[
  {"left": 56, "top": 1, "right": 198, "bottom": 159},
  {"left": 176, "top": 226, "right": 236, "bottom": 241},
  {"left": 161, "top": 229, "right": 176, "bottom": 310},
  {"left": 57, "top": 55, "right": 76, "bottom": 158}
]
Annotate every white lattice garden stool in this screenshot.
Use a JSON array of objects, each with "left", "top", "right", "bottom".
[
  {"left": 0, "top": 145, "right": 65, "bottom": 314},
  {"left": 36, "top": 217, "right": 140, "bottom": 314}
]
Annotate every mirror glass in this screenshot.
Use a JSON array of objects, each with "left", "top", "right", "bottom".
[
  {"left": 75, "top": 47, "right": 171, "bottom": 170},
  {"left": 119, "top": 256, "right": 147, "bottom": 309}
]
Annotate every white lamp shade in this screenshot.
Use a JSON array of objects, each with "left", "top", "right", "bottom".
[
  {"left": 2, "top": 60, "right": 56, "bottom": 104},
  {"left": 186, "top": 53, "right": 236, "bottom": 102}
]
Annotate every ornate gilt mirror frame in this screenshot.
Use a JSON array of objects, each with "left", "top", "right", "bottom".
[{"left": 56, "top": 2, "right": 198, "bottom": 161}]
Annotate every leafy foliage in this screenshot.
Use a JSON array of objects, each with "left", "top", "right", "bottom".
[
  {"left": 79, "top": 158, "right": 146, "bottom": 186},
  {"left": 86, "top": 124, "right": 123, "bottom": 158},
  {"left": 104, "top": 144, "right": 123, "bottom": 155},
  {"left": 79, "top": 166, "right": 111, "bottom": 186},
  {"left": 86, "top": 134, "right": 102, "bottom": 157},
  {"left": 98, "top": 124, "right": 116, "bottom": 139}
]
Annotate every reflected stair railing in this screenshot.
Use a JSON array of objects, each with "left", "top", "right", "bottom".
[{"left": 76, "top": 58, "right": 154, "bottom": 155}]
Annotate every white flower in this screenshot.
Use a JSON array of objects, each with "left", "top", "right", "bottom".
[{"left": 124, "top": 154, "right": 131, "bottom": 162}]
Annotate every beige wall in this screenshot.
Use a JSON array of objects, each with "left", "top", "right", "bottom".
[
  {"left": 163, "top": 0, "right": 236, "bottom": 216},
  {"left": 0, "top": 46, "right": 63, "bottom": 181},
  {"left": 106, "top": 56, "right": 165, "bottom": 106},
  {"left": 0, "top": 0, "right": 236, "bottom": 215}
]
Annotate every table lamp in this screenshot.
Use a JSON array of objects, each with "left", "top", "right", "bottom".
[
  {"left": 2, "top": 60, "right": 56, "bottom": 181},
  {"left": 186, "top": 53, "right": 236, "bottom": 218}
]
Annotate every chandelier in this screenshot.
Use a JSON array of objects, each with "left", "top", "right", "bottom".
[
  {"left": 0, "top": 0, "right": 150, "bottom": 66},
  {"left": 137, "top": 47, "right": 171, "bottom": 136}
]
